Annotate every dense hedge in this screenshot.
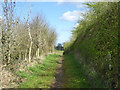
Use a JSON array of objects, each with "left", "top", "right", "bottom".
[{"left": 64, "top": 2, "right": 119, "bottom": 88}]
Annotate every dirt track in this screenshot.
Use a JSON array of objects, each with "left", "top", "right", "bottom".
[{"left": 51, "top": 56, "right": 64, "bottom": 88}]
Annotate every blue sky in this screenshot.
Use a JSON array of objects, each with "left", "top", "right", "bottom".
[
  {"left": 0, "top": 0, "right": 118, "bottom": 45},
  {"left": 1, "top": 2, "right": 88, "bottom": 45}
]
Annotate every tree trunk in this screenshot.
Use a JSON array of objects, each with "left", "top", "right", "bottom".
[
  {"left": 36, "top": 49, "right": 37, "bottom": 57},
  {"left": 28, "top": 30, "right": 32, "bottom": 62},
  {"left": 8, "top": 38, "right": 11, "bottom": 64},
  {"left": 37, "top": 48, "right": 40, "bottom": 58},
  {"left": 25, "top": 51, "right": 27, "bottom": 60},
  {"left": 36, "top": 48, "right": 40, "bottom": 58},
  {"left": 29, "top": 41, "right": 32, "bottom": 62}
]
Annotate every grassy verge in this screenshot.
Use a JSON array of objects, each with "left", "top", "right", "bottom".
[
  {"left": 16, "top": 54, "right": 61, "bottom": 88},
  {"left": 63, "top": 54, "right": 91, "bottom": 88},
  {"left": 54, "top": 50, "right": 64, "bottom": 55}
]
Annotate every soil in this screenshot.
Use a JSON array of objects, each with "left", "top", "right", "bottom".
[{"left": 51, "top": 56, "right": 64, "bottom": 88}]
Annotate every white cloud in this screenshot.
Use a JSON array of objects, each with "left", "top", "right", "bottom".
[
  {"left": 56, "top": 0, "right": 119, "bottom": 2},
  {"left": 74, "top": 23, "right": 79, "bottom": 28},
  {"left": 1, "top": 0, "right": 118, "bottom": 2},
  {"left": 59, "top": 10, "right": 84, "bottom": 22},
  {"left": 0, "top": 16, "right": 2, "bottom": 21},
  {"left": 57, "top": 0, "right": 65, "bottom": 4},
  {"left": 76, "top": 3, "right": 90, "bottom": 13},
  {"left": 76, "top": 3, "right": 88, "bottom": 9}
]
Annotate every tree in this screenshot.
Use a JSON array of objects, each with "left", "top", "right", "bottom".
[{"left": 2, "top": 0, "right": 16, "bottom": 65}]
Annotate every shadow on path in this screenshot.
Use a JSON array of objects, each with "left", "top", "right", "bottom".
[{"left": 51, "top": 56, "right": 64, "bottom": 88}]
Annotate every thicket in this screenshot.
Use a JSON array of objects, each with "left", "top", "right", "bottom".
[
  {"left": 0, "top": 1, "right": 57, "bottom": 69},
  {"left": 64, "top": 2, "right": 119, "bottom": 88}
]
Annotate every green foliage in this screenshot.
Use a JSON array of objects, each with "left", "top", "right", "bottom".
[
  {"left": 16, "top": 71, "right": 31, "bottom": 78},
  {"left": 64, "top": 2, "right": 119, "bottom": 88},
  {"left": 16, "top": 54, "right": 61, "bottom": 88}
]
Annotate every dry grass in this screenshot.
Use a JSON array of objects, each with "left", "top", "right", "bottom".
[{"left": 0, "top": 54, "right": 46, "bottom": 88}]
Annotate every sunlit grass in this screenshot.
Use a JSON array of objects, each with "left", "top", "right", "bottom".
[
  {"left": 16, "top": 54, "right": 61, "bottom": 88},
  {"left": 54, "top": 50, "right": 64, "bottom": 55}
]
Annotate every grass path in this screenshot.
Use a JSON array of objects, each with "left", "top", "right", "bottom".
[
  {"left": 52, "top": 53, "right": 91, "bottom": 88},
  {"left": 51, "top": 56, "right": 64, "bottom": 88},
  {"left": 16, "top": 52, "right": 92, "bottom": 88},
  {"left": 62, "top": 54, "right": 91, "bottom": 88},
  {"left": 16, "top": 53, "right": 61, "bottom": 88}
]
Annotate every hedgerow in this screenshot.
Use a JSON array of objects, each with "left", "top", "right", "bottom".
[{"left": 64, "top": 2, "right": 119, "bottom": 88}]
